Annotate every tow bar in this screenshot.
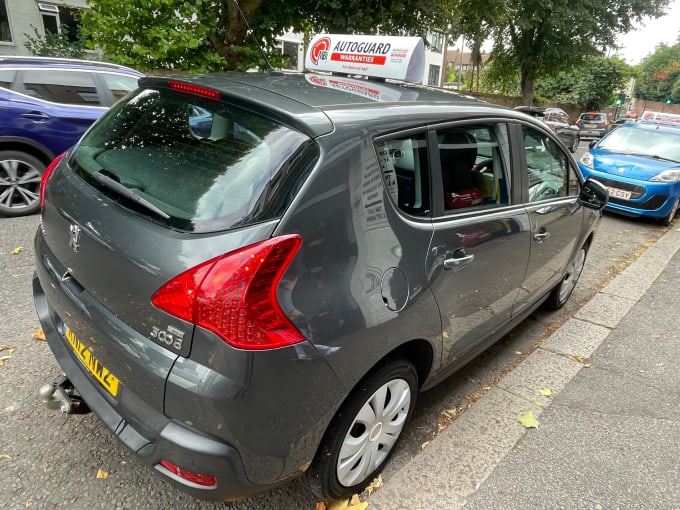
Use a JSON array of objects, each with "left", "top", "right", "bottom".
[{"left": 38, "top": 374, "right": 91, "bottom": 414}]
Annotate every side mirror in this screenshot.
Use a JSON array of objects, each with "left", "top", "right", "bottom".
[
  {"left": 579, "top": 178, "right": 608, "bottom": 210},
  {"left": 588, "top": 140, "right": 598, "bottom": 149}
]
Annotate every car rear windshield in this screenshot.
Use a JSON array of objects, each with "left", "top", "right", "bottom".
[
  {"left": 69, "top": 86, "right": 318, "bottom": 232},
  {"left": 580, "top": 113, "right": 605, "bottom": 122}
]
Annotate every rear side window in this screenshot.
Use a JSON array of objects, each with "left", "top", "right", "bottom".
[
  {"left": 22, "top": 70, "right": 102, "bottom": 105},
  {"left": 100, "top": 73, "right": 139, "bottom": 101},
  {"left": 0, "top": 69, "right": 15, "bottom": 88},
  {"left": 69, "top": 87, "right": 317, "bottom": 232}
]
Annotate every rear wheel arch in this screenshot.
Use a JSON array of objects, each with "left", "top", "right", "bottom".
[
  {"left": 307, "top": 338, "right": 433, "bottom": 499},
  {"left": 0, "top": 138, "right": 55, "bottom": 167}
]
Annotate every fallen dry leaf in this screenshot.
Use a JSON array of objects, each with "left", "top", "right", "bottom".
[
  {"left": 327, "top": 495, "right": 368, "bottom": 510},
  {"left": 564, "top": 354, "right": 592, "bottom": 368},
  {"left": 363, "top": 476, "right": 382, "bottom": 497},
  {"left": 12, "top": 246, "right": 23, "bottom": 255},
  {"left": 0, "top": 453, "right": 12, "bottom": 461},
  {"left": 518, "top": 410, "right": 539, "bottom": 429},
  {"left": 96, "top": 468, "right": 109, "bottom": 479},
  {"left": 420, "top": 440, "right": 430, "bottom": 450},
  {"left": 539, "top": 387, "right": 555, "bottom": 397},
  {"left": 32, "top": 329, "right": 46, "bottom": 341}
]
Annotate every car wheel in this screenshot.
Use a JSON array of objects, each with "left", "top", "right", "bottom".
[
  {"left": 570, "top": 136, "right": 580, "bottom": 153},
  {"left": 544, "top": 243, "right": 588, "bottom": 310},
  {"left": 308, "top": 358, "right": 418, "bottom": 501},
  {"left": 0, "top": 151, "right": 46, "bottom": 217},
  {"left": 659, "top": 198, "right": 679, "bottom": 226}
]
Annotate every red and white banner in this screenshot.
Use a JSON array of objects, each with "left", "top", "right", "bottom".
[
  {"left": 641, "top": 110, "right": 680, "bottom": 123},
  {"left": 305, "top": 34, "right": 425, "bottom": 83},
  {"left": 305, "top": 74, "right": 419, "bottom": 102}
]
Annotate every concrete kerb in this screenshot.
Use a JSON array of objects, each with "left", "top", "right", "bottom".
[{"left": 367, "top": 226, "right": 680, "bottom": 510}]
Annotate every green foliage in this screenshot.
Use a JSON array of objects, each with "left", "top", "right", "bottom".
[
  {"left": 635, "top": 43, "right": 680, "bottom": 103},
  {"left": 82, "top": 0, "right": 224, "bottom": 71},
  {"left": 24, "top": 25, "right": 86, "bottom": 59},
  {"left": 451, "top": 0, "right": 670, "bottom": 103},
  {"left": 83, "top": 0, "right": 453, "bottom": 72},
  {"left": 534, "top": 56, "right": 633, "bottom": 110}
]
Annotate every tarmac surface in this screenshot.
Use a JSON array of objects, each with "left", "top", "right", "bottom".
[{"left": 367, "top": 226, "right": 680, "bottom": 509}]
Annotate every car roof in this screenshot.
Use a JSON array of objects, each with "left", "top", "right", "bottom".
[
  {"left": 143, "top": 73, "right": 532, "bottom": 138},
  {"left": 618, "top": 120, "right": 680, "bottom": 135},
  {"left": 0, "top": 56, "right": 143, "bottom": 75}
]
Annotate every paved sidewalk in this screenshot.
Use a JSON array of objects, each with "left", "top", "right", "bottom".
[{"left": 367, "top": 226, "right": 680, "bottom": 509}]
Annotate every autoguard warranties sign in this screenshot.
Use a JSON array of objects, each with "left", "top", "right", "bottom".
[{"left": 305, "top": 34, "right": 425, "bottom": 83}]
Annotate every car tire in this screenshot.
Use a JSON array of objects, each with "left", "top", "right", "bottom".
[
  {"left": 308, "top": 358, "right": 418, "bottom": 501},
  {"left": 660, "top": 198, "right": 680, "bottom": 226},
  {"left": 544, "top": 243, "right": 589, "bottom": 310},
  {"left": 0, "top": 151, "right": 46, "bottom": 217},
  {"left": 570, "top": 136, "right": 579, "bottom": 153}
]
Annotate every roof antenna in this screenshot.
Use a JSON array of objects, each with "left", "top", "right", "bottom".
[{"left": 231, "top": 0, "right": 282, "bottom": 75}]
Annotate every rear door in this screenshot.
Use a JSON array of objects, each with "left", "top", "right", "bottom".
[
  {"left": 514, "top": 123, "right": 584, "bottom": 315},
  {"left": 7, "top": 69, "right": 105, "bottom": 154},
  {"left": 425, "top": 121, "right": 531, "bottom": 366}
]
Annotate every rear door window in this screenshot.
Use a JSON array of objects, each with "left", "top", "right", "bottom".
[
  {"left": 22, "top": 70, "right": 102, "bottom": 105},
  {"left": 435, "top": 124, "right": 511, "bottom": 213},
  {"left": 69, "top": 86, "right": 317, "bottom": 232}
]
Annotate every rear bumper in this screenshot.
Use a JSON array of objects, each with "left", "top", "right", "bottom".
[
  {"left": 578, "top": 128, "right": 608, "bottom": 138},
  {"left": 33, "top": 273, "right": 285, "bottom": 501}
]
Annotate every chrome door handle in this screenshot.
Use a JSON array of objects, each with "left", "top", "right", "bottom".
[
  {"left": 533, "top": 231, "right": 551, "bottom": 243},
  {"left": 443, "top": 253, "right": 474, "bottom": 270}
]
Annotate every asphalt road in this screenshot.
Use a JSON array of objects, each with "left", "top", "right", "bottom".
[{"left": 0, "top": 149, "right": 670, "bottom": 509}]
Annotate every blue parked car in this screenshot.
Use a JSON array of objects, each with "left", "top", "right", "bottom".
[
  {"left": 578, "top": 114, "right": 680, "bottom": 225},
  {"left": 0, "top": 56, "right": 143, "bottom": 216}
]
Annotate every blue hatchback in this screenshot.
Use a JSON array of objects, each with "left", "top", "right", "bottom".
[
  {"left": 0, "top": 56, "right": 142, "bottom": 216},
  {"left": 578, "top": 115, "right": 680, "bottom": 225}
]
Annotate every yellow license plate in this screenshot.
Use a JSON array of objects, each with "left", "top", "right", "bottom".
[{"left": 62, "top": 324, "right": 121, "bottom": 397}]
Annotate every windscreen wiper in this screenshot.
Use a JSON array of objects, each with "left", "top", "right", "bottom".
[{"left": 92, "top": 171, "right": 170, "bottom": 220}]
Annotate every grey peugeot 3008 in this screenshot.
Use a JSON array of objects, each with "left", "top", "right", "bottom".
[{"left": 33, "top": 35, "right": 607, "bottom": 502}]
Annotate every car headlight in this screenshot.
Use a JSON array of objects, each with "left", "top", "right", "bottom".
[
  {"left": 579, "top": 152, "right": 594, "bottom": 169},
  {"left": 650, "top": 168, "right": 680, "bottom": 182}
]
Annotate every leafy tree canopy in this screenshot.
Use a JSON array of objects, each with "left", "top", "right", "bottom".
[
  {"left": 450, "top": 0, "right": 670, "bottom": 104},
  {"left": 635, "top": 42, "right": 680, "bottom": 103},
  {"left": 83, "top": 0, "right": 451, "bottom": 72},
  {"left": 534, "top": 55, "right": 633, "bottom": 110}
]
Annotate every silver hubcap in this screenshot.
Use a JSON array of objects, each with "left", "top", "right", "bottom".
[
  {"left": 559, "top": 247, "right": 586, "bottom": 303},
  {"left": 337, "top": 378, "right": 411, "bottom": 487},
  {"left": 0, "top": 159, "right": 42, "bottom": 210}
]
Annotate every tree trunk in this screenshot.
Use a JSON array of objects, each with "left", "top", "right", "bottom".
[{"left": 520, "top": 72, "right": 534, "bottom": 105}]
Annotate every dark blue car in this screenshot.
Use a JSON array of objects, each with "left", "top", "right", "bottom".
[
  {"left": 578, "top": 114, "right": 680, "bottom": 225},
  {"left": 0, "top": 56, "right": 142, "bottom": 216}
]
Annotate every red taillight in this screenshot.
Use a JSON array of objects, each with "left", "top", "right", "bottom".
[
  {"left": 168, "top": 80, "right": 220, "bottom": 100},
  {"left": 159, "top": 460, "right": 217, "bottom": 487},
  {"left": 39, "top": 151, "right": 66, "bottom": 208},
  {"left": 152, "top": 235, "right": 304, "bottom": 350}
]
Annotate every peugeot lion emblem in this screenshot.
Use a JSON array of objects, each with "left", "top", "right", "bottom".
[{"left": 69, "top": 224, "right": 81, "bottom": 253}]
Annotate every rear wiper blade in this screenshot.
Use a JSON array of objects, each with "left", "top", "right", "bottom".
[{"left": 92, "top": 171, "right": 170, "bottom": 220}]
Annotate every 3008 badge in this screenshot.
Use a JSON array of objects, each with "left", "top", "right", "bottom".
[{"left": 150, "top": 325, "right": 185, "bottom": 352}]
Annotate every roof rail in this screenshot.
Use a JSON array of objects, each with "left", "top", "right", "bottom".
[{"left": 0, "top": 55, "right": 138, "bottom": 72}]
